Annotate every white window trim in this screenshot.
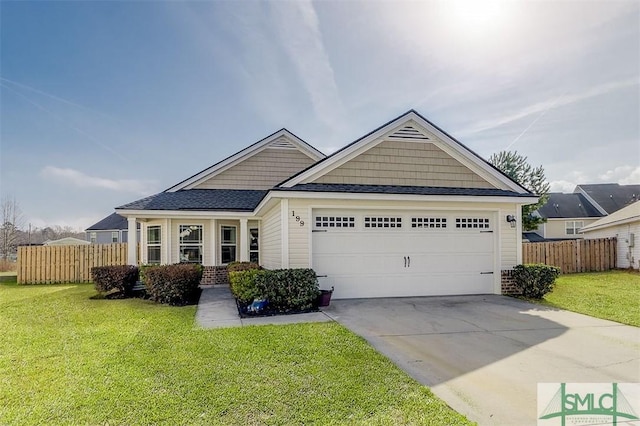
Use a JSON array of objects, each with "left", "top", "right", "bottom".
[
  {"left": 565, "top": 220, "right": 584, "bottom": 235},
  {"left": 90, "top": 232, "right": 97, "bottom": 244},
  {"left": 220, "top": 225, "right": 237, "bottom": 265},
  {"left": 147, "top": 225, "right": 162, "bottom": 265},
  {"left": 249, "top": 226, "right": 259, "bottom": 264},
  {"left": 179, "top": 224, "right": 204, "bottom": 264}
]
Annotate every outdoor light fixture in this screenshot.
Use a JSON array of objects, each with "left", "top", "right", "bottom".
[{"left": 506, "top": 215, "right": 517, "bottom": 228}]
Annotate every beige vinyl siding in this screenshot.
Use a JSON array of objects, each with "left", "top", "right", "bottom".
[
  {"left": 193, "top": 148, "right": 316, "bottom": 190},
  {"left": 542, "top": 218, "right": 600, "bottom": 239},
  {"left": 312, "top": 140, "right": 493, "bottom": 188},
  {"left": 261, "top": 203, "right": 282, "bottom": 269},
  {"left": 499, "top": 207, "right": 518, "bottom": 268},
  {"left": 583, "top": 222, "right": 640, "bottom": 269},
  {"left": 284, "top": 197, "right": 520, "bottom": 271},
  {"left": 288, "top": 199, "right": 311, "bottom": 268}
]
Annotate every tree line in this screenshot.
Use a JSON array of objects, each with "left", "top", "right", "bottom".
[{"left": 1, "top": 197, "right": 85, "bottom": 260}]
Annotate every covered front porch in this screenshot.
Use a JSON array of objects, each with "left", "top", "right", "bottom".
[{"left": 125, "top": 216, "right": 260, "bottom": 284}]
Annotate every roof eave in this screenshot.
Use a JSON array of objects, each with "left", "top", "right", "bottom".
[
  {"left": 115, "top": 209, "right": 258, "bottom": 218},
  {"left": 253, "top": 190, "right": 538, "bottom": 213}
]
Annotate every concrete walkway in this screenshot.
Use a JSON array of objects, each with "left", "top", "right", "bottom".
[{"left": 195, "top": 286, "right": 333, "bottom": 328}]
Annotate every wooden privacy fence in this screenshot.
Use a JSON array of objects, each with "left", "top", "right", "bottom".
[
  {"left": 17, "top": 243, "right": 128, "bottom": 284},
  {"left": 523, "top": 238, "right": 617, "bottom": 273}
]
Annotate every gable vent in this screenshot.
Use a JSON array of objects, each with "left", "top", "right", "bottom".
[
  {"left": 388, "top": 125, "right": 430, "bottom": 140},
  {"left": 268, "top": 136, "right": 297, "bottom": 149}
]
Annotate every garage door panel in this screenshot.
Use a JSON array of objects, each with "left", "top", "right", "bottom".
[
  {"left": 330, "top": 272, "right": 495, "bottom": 299},
  {"left": 312, "top": 209, "right": 496, "bottom": 298},
  {"left": 410, "top": 252, "right": 493, "bottom": 274},
  {"left": 314, "top": 232, "right": 409, "bottom": 254},
  {"left": 313, "top": 253, "right": 402, "bottom": 275}
]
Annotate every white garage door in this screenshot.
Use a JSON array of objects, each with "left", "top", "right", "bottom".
[{"left": 312, "top": 210, "right": 496, "bottom": 299}]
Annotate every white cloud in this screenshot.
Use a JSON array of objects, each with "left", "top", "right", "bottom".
[
  {"left": 549, "top": 180, "right": 577, "bottom": 193},
  {"left": 599, "top": 165, "right": 640, "bottom": 185},
  {"left": 271, "top": 1, "right": 346, "bottom": 129},
  {"left": 41, "top": 166, "right": 158, "bottom": 195}
]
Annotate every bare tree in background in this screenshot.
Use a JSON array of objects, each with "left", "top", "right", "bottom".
[{"left": 0, "top": 196, "right": 25, "bottom": 260}]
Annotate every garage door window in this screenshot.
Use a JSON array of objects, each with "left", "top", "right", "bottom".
[
  {"left": 315, "top": 216, "right": 355, "bottom": 228},
  {"left": 455, "top": 218, "right": 490, "bottom": 229},
  {"left": 412, "top": 217, "right": 447, "bottom": 228},
  {"left": 364, "top": 217, "right": 402, "bottom": 228}
]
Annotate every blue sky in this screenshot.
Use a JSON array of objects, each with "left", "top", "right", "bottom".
[{"left": 1, "top": 0, "right": 638, "bottom": 230}]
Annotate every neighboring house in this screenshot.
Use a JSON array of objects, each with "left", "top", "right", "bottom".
[
  {"left": 116, "top": 110, "right": 537, "bottom": 299},
  {"left": 43, "top": 237, "right": 91, "bottom": 246},
  {"left": 86, "top": 213, "right": 140, "bottom": 244},
  {"left": 581, "top": 201, "right": 640, "bottom": 270},
  {"left": 575, "top": 183, "right": 640, "bottom": 215},
  {"left": 533, "top": 183, "right": 640, "bottom": 240},
  {"left": 534, "top": 193, "right": 605, "bottom": 240}
]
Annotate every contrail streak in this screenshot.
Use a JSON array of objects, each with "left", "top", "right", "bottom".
[
  {"left": 1, "top": 83, "right": 127, "bottom": 162},
  {"left": 505, "top": 92, "right": 566, "bottom": 150},
  {"left": 0, "top": 76, "right": 118, "bottom": 122}
]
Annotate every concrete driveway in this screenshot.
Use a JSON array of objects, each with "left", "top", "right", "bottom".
[{"left": 324, "top": 295, "right": 640, "bottom": 425}]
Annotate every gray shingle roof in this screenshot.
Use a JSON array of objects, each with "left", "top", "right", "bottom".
[
  {"left": 86, "top": 213, "right": 128, "bottom": 231},
  {"left": 274, "top": 183, "right": 534, "bottom": 197},
  {"left": 536, "top": 193, "right": 604, "bottom": 219},
  {"left": 523, "top": 232, "right": 547, "bottom": 242},
  {"left": 577, "top": 183, "right": 640, "bottom": 214},
  {"left": 116, "top": 189, "right": 268, "bottom": 211}
]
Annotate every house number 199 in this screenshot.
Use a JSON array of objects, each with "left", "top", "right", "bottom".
[{"left": 291, "top": 211, "right": 305, "bottom": 227}]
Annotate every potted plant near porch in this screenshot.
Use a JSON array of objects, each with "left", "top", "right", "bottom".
[{"left": 317, "top": 286, "right": 334, "bottom": 307}]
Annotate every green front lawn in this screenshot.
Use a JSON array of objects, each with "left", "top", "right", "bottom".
[
  {"left": 541, "top": 270, "right": 640, "bottom": 327},
  {"left": 0, "top": 284, "right": 470, "bottom": 425}
]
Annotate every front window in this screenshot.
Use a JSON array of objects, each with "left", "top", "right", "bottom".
[
  {"left": 90, "top": 232, "right": 96, "bottom": 244},
  {"left": 565, "top": 221, "right": 584, "bottom": 235},
  {"left": 179, "top": 225, "right": 203, "bottom": 263},
  {"left": 147, "top": 226, "right": 161, "bottom": 264},
  {"left": 221, "top": 225, "right": 237, "bottom": 264},
  {"left": 111, "top": 231, "right": 119, "bottom": 243},
  {"left": 249, "top": 227, "right": 259, "bottom": 263}
]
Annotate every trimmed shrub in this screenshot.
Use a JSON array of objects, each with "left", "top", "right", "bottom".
[
  {"left": 260, "top": 269, "right": 320, "bottom": 312},
  {"left": 92, "top": 265, "right": 139, "bottom": 295},
  {"left": 227, "top": 261, "right": 261, "bottom": 272},
  {"left": 144, "top": 264, "right": 203, "bottom": 306},
  {"left": 230, "top": 268, "right": 320, "bottom": 313},
  {"left": 229, "top": 269, "right": 268, "bottom": 304},
  {"left": 139, "top": 264, "right": 161, "bottom": 283},
  {"left": 512, "top": 264, "right": 560, "bottom": 299}
]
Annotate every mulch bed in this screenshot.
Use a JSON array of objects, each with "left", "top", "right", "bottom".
[{"left": 235, "top": 299, "right": 319, "bottom": 318}]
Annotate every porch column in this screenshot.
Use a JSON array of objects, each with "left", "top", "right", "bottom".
[
  {"left": 209, "top": 219, "right": 217, "bottom": 266},
  {"left": 240, "top": 218, "right": 249, "bottom": 262},
  {"left": 165, "top": 218, "right": 172, "bottom": 264},
  {"left": 127, "top": 217, "right": 138, "bottom": 265}
]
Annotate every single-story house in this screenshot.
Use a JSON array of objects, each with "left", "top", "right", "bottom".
[
  {"left": 533, "top": 192, "right": 604, "bottom": 239},
  {"left": 86, "top": 212, "right": 140, "bottom": 244},
  {"left": 581, "top": 201, "right": 640, "bottom": 270},
  {"left": 43, "top": 237, "right": 91, "bottom": 246},
  {"left": 116, "top": 110, "right": 537, "bottom": 298}
]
